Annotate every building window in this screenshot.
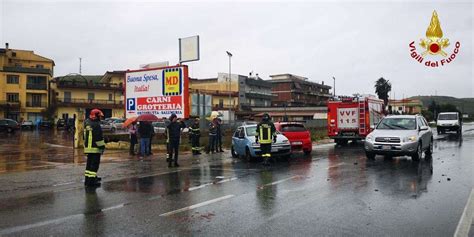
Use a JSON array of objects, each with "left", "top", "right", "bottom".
[
  {"left": 219, "top": 99, "right": 224, "bottom": 108},
  {"left": 64, "top": 92, "right": 71, "bottom": 103},
  {"left": 36, "top": 64, "right": 44, "bottom": 69},
  {"left": 7, "top": 93, "right": 19, "bottom": 102},
  {"left": 108, "top": 93, "right": 113, "bottom": 101},
  {"left": 7, "top": 75, "right": 19, "bottom": 84},
  {"left": 88, "top": 93, "right": 95, "bottom": 101},
  {"left": 26, "top": 75, "right": 47, "bottom": 90}
]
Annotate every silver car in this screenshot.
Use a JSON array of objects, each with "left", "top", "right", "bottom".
[{"left": 364, "top": 115, "right": 433, "bottom": 161}]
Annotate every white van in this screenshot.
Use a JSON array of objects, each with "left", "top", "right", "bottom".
[{"left": 436, "top": 112, "right": 462, "bottom": 135}]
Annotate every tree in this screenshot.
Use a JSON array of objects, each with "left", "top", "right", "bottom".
[{"left": 374, "top": 77, "right": 392, "bottom": 106}]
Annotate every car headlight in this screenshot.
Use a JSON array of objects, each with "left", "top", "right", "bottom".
[
  {"left": 403, "top": 136, "right": 417, "bottom": 142},
  {"left": 282, "top": 140, "right": 290, "bottom": 144},
  {"left": 454, "top": 121, "right": 459, "bottom": 126},
  {"left": 366, "top": 134, "right": 374, "bottom": 141}
]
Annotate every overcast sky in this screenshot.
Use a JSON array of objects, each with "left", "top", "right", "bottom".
[{"left": 1, "top": 0, "right": 472, "bottom": 98}]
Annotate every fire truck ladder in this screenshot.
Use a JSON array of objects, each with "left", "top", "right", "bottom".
[{"left": 358, "top": 100, "right": 366, "bottom": 135}]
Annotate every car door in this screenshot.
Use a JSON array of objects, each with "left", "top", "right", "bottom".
[
  {"left": 417, "top": 117, "right": 428, "bottom": 150},
  {"left": 232, "top": 127, "right": 243, "bottom": 155}
]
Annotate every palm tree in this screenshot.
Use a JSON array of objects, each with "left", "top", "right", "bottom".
[{"left": 374, "top": 77, "right": 392, "bottom": 106}]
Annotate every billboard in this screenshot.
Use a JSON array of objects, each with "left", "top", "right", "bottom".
[
  {"left": 125, "top": 65, "right": 189, "bottom": 119},
  {"left": 179, "top": 35, "right": 200, "bottom": 63}
]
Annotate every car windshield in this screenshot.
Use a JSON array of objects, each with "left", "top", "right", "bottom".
[
  {"left": 246, "top": 126, "right": 257, "bottom": 136},
  {"left": 377, "top": 117, "right": 416, "bottom": 130},
  {"left": 114, "top": 119, "right": 125, "bottom": 123},
  {"left": 245, "top": 126, "right": 280, "bottom": 136},
  {"left": 152, "top": 122, "right": 165, "bottom": 127},
  {"left": 281, "top": 124, "right": 307, "bottom": 132},
  {"left": 438, "top": 114, "right": 458, "bottom": 120}
]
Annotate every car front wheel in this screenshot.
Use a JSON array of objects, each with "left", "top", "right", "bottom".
[
  {"left": 411, "top": 143, "right": 422, "bottom": 162},
  {"left": 425, "top": 139, "right": 433, "bottom": 158},
  {"left": 365, "top": 151, "right": 375, "bottom": 160},
  {"left": 231, "top": 146, "right": 238, "bottom": 158}
]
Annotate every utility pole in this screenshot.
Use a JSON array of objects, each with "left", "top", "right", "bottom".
[
  {"left": 226, "top": 51, "right": 232, "bottom": 123},
  {"left": 332, "top": 76, "right": 336, "bottom": 96},
  {"left": 79, "top": 57, "right": 82, "bottom": 75}
]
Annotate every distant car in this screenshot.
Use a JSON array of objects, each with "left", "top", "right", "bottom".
[
  {"left": 56, "top": 119, "right": 66, "bottom": 129},
  {"left": 364, "top": 115, "right": 433, "bottom": 161},
  {"left": 100, "top": 121, "right": 112, "bottom": 132},
  {"left": 275, "top": 122, "right": 312, "bottom": 155},
  {"left": 21, "top": 120, "right": 35, "bottom": 130},
  {"left": 39, "top": 120, "right": 54, "bottom": 129},
  {"left": 436, "top": 112, "right": 462, "bottom": 135},
  {"left": 231, "top": 124, "right": 291, "bottom": 161},
  {"left": 0, "top": 119, "right": 20, "bottom": 133},
  {"left": 152, "top": 121, "right": 166, "bottom": 134},
  {"left": 110, "top": 118, "right": 125, "bottom": 132}
]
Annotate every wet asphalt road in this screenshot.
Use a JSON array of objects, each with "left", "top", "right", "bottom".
[{"left": 0, "top": 124, "right": 473, "bottom": 236}]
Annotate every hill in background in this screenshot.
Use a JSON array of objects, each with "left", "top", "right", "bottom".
[{"left": 409, "top": 96, "right": 474, "bottom": 115}]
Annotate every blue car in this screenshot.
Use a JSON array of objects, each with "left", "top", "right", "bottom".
[{"left": 231, "top": 124, "right": 291, "bottom": 161}]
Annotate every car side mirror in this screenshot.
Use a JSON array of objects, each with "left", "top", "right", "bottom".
[{"left": 419, "top": 126, "right": 429, "bottom": 131}]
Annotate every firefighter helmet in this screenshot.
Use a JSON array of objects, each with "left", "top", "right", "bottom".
[
  {"left": 262, "top": 113, "right": 271, "bottom": 121},
  {"left": 89, "top": 109, "right": 104, "bottom": 120}
]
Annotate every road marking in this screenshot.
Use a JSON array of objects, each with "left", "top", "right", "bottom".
[
  {"left": 0, "top": 213, "right": 84, "bottom": 235},
  {"left": 159, "top": 195, "right": 235, "bottom": 217},
  {"left": 102, "top": 203, "right": 126, "bottom": 212},
  {"left": 258, "top": 175, "right": 300, "bottom": 189},
  {"left": 454, "top": 188, "right": 474, "bottom": 237},
  {"left": 53, "top": 182, "right": 75, "bottom": 187},
  {"left": 326, "top": 162, "right": 345, "bottom": 170},
  {"left": 188, "top": 177, "right": 238, "bottom": 191}
]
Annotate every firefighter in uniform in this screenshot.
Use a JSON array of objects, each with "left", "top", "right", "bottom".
[
  {"left": 190, "top": 118, "right": 202, "bottom": 155},
  {"left": 165, "top": 113, "right": 186, "bottom": 168},
  {"left": 83, "top": 109, "right": 106, "bottom": 187},
  {"left": 256, "top": 113, "right": 276, "bottom": 165}
]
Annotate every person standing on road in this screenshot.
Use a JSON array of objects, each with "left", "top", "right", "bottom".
[
  {"left": 128, "top": 121, "right": 138, "bottom": 155},
  {"left": 83, "top": 109, "right": 106, "bottom": 187},
  {"left": 208, "top": 118, "right": 218, "bottom": 153},
  {"left": 138, "top": 121, "right": 153, "bottom": 158},
  {"left": 256, "top": 113, "right": 276, "bottom": 165},
  {"left": 216, "top": 118, "right": 224, "bottom": 152},
  {"left": 190, "top": 118, "right": 202, "bottom": 155},
  {"left": 166, "top": 113, "right": 186, "bottom": 167},
  {"left": 148, "top": 125, "right": 155, "bottom": 156}
]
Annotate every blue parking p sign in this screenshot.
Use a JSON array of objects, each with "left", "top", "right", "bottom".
[{"left": 127, "top": 98, "right": 136, "bottom": 111}]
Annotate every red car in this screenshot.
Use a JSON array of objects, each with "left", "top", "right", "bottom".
[{"left": 274, "top": 122, "right": 312, "bottom": 155}]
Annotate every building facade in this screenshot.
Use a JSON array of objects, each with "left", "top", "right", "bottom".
[
  {"left": 269, "top": 74, "right": 332, "bottom": 107},
  {"left": 50, "top": 71, "right": 125, "bottom": 121},
  {"left": 388, "top": 99, "right": 423, "bottom": 115},
  {"left": 238, "top": 73, "right": 273, "bottom": 110},
  {"left": 0, "top": 43, "right": 55, "bottom": 122}
]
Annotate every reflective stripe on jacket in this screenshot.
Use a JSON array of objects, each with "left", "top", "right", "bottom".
[
  {"left": 256, "top": 121, "right": 276, "bottom": 144},
  {"left": 83, "top": 119, "right": 105, "bottom": 154}
]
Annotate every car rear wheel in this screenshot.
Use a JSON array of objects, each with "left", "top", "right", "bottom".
[
  {"left": 304, "top": 150, "right": 311, "bottom": 156},
  {"left": 411, "top": 143, "right": 422, "bottom": 162},
  {"left": 365, "top": 151, "right": 375, "bottom": 160},
  {"left": 231, "top": 146, "right": 238, "bottom": 158}
]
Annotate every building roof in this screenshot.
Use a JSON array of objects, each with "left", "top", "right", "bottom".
[
  {"left": 269, "top": 73, "right": 331, "bottom": 89},
  {"left": 0, "top": 48, "right": 55, "bottom": 65},
  {"left": 54, "top": 74, "right": 103, "bottom": 83}
]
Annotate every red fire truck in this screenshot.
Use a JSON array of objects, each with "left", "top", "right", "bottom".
[{"left": 327, "top": 96, "right": 385, "bottom": 145}]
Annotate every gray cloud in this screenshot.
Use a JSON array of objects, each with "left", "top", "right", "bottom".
[{"left": 1, "top": 1, "right": 472, "bottom": 98}]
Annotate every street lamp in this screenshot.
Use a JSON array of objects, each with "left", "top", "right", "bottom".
[
  {"left": 226, "top": 51, "right": 232, "bottom": 123},
  {"left": 332, "top": 76, "right": 336, "bottom": 96}
]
